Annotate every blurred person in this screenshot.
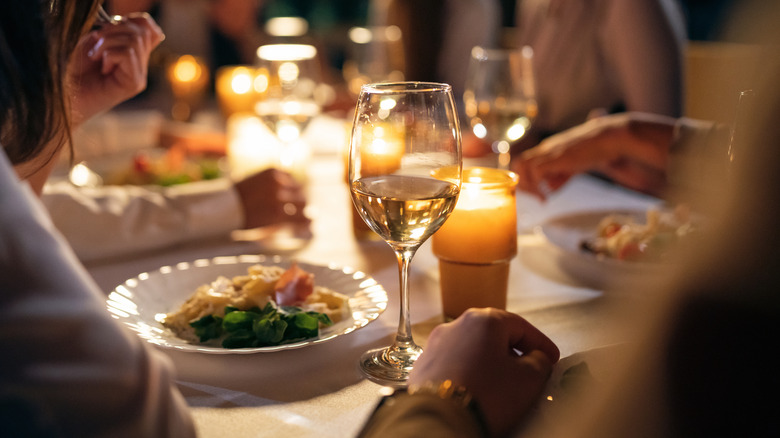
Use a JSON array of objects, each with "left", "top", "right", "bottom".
[
  {"left": 42, "top": 165, "right": 309, "bottom": 262},
  {"left": 369, "top": 0, "right": 501, "bottom": 101},
  {"left": 0, "top": 1, "right": 194, "bottom": 436},
  {"left": 28, "top": 0, "right": 309, "bottom": 262},
  {"left": 374, "top": 0, "right": 685, "bottom": 159},
  {"left": 358, "top": 2, "right": 779, "bottom": 437},
  {"left": 508, "top": 0, "right": 686, "bottom": 152}
]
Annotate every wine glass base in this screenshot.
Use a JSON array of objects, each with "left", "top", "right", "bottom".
[{"left": 359, "top": 345, "right": 422, "bottom": 387}]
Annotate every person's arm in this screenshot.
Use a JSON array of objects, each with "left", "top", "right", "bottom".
[
  {"left": 358, "top": 389, "right": 487, "bottom": 438},
  {"left": 0, "top": 151, "right": 194, "bottom": 437},
  {"left": 512, "top": 112, "right": 731, "bottom": 201},
  {"left": 42, "top": 167, "right": 309, "bottom": 262},
  {"left": 41, "top": 177, "right": 243, "bottom": 262},
  {"left": 513, "top": 113, "right": 676, "bottom": 199},
  {"left": 602, "top": 0, "right": 686, "bottom": 117},
  {"left": 358, "top": 309, "right": 559, "bottom": 438}
]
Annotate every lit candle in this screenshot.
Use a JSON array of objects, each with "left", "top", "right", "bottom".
[
  {"left": 359, "top": 125, "right": 404, "bottom": 176},
  {"left": 226, "top": 113, "right": 309, "bottom": 182},
  {"left": 226, "top": 113, "right": 280, "bottom": 180},
  {"left": 215, "top": 66, "right": 269, "bottom": 119},
  {"left": 433, "top": 168, "right": 518, "bottom": 262},
  {"left": 166, "top": 54, "right": 209, "bottom": 121},
  {"left": 432, "top": 167, "right": 519, "bottom": 320}
]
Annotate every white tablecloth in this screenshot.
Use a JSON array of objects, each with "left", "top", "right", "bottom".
[{"left": 83, "top": 114, "right": 662, "bottom": 438}]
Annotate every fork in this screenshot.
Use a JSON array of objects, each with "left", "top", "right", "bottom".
[{"left": 96, "top": 5, "right": 118, "bottom": 26}]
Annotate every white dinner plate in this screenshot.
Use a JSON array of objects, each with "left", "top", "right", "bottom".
[
  {"left": 106, "top": 254, "right": 388, "bottom": 354},
  {"left": 536, "top": 209, "right": 653, "bottom": 268},
  {"left": 532, "top": 209, "right": 671, "bottom": 289}
]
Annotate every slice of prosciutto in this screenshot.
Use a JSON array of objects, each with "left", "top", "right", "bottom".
[{"left": 274, "top": 262, "right": 314, "bottom": 306}]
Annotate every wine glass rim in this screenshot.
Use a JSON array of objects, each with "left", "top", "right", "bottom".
[
  {"left": 257, "top": 44, "right": 318, "bottom": 61},
  {"left": 471, "top": 45, "right": 533, "bottom": 60},
  {"left": 360, "top": 81, "right": 452, "bottom": 94}
]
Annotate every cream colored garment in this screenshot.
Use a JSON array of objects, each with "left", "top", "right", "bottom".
[
  {"left": 42, "top": 177, "right": 243, "bottom": 262},
  {"left": 517, "top": 0, "right": 686, "bottom": 132},
  {"left": 0, "top": 150, "right": 195, "bottom": 437}
]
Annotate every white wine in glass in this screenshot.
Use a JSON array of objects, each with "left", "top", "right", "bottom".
[
  {"left": 255, "top": 44, "right": 322, "bottom": 177},
  {"left": 463, "top": 46, "right": 537, "bottom": 169},
  {"left": 349, "top": 82, "right": 462, "bottom": 385}
]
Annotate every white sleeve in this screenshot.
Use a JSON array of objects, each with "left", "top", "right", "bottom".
[
  {"left": 41, "top": 178, "right": 244, "bottom": 262},
  {"left": 0, "top": 151, "right": 195, "bottom": 437},
  {"left": 601, "top": 0, "right": 687, "bottom": 116}
]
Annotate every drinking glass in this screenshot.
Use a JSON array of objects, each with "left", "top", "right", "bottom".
[
  {"left": 727, "top": 89, "right": 755, "bottom": 171},
  {"left": 463, "top": 46, "right": 537, "bottom": 169},
  {"left": 349, "top": 82, "right": 462, "bottom": 385},
  {"left": 343, "top": 25, "right": 405, "bottom": 96},
  {"left": 255, "top": 44, "right": 322, "bottom": 179}
]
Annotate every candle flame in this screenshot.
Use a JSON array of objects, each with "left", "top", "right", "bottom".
[
  {"left": 173, "top": 55, "right": 202, "bottom": 83},
  {"left": 230, "top": 70, "right": 253, "bottom": 94}
]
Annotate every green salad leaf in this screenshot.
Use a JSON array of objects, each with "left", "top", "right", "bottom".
[{"left": 188, "top": 302, "right": 334, "bottom": 348}]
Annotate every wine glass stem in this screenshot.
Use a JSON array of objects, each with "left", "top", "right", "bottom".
[
  {"left": 390, "top": 247, "right": 421, "bottom": 361},
  {"left": 494, "top": 141, "right": 511, "bottom": 170}
]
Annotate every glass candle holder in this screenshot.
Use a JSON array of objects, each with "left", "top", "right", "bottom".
[
  {"left": 167, "top": 54, "right": 209, "bottom": 121},
  {"left": 345, "top": 122, "right": 405, "bottom": 241},
  {"left": 432, "top": 166, "right": 519, "bottom": 320},
  {"left": 215, "top": 66, "right": 268, "bottom": 119}
]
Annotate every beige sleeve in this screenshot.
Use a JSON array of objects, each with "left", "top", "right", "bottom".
[
  {"left": 1, "top": 150, "right": 195, "bottom": 437},
  {"left": 357, "top": 392, "right": 486, "bottom": 438}
]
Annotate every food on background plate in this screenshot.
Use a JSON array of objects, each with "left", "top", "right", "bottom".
[
  {"left": 580, "top": 206, "right": 698, "bottom": 262},
  {"left": 103, "top": 145, "right": 223, "bottom": 187},
  {"left": 162, "top": 263, "right": 351, "bottom": 348}
]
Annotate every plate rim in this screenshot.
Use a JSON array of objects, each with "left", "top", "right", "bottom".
[
  {"left": 106, "top": 254, "right": 388, "bottom": 354},
  {"left": 535, "top": 208, "right": 664, "bottom": 268}
]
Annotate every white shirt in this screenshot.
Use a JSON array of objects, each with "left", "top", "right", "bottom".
[
  {"left": 516, "top": 0, "right": 687, "bottom": 132},
  {"left": 0, "top": 149, "right": 195, "bottom": 437},
  {"left": 42, "top": 177, "right": 243, "bottom": 262}
]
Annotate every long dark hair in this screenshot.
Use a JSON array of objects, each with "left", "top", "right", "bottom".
[{"left": 0, "top": 0, "right": 99, "bottom": 168}]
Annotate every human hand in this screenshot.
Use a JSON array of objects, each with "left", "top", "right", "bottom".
[
  {"left": 409, "top": 308, "right": 560, "bottom": 438},
  {"left": 512, "top": 113, "right": 676, "bottom": 200},
  {"left": 233, "top": 168, "right": 310, "bottom": 229},
  {"left": 67, "top": 12, "right": 164, "bottom": 126}
]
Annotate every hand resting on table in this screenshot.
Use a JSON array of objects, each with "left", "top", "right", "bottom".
[{"left": 409, "top": 308, "right": 560, "bottom": 437}]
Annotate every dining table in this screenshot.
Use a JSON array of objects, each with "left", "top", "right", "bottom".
[{"left": 79, "top": 109, "right": 666, "bottom": 438}]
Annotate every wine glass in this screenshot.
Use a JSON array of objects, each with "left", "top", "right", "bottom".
[
  {"left": 255, "top": 44, "right": 323, "bottom": 179},
  {"left": 343, "top": 25, "right": 405, "bottom": 96},
  {"left": 349, "top": 82, "right": 462, "bottom": 385},
  {"left": 463, "top": 46, "right": 537, "bottom": 169}
]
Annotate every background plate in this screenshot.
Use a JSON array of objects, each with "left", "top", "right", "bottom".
[{"left": 537, "top": 209, "right": 647, "bottom": 266}]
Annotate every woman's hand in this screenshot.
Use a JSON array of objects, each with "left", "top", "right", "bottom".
[
  {"left": 512, "top": 113, "right": 676, "bottom": 200},
  {"left": 67, "top": 12, "right": 165, "bottom": 126},
  {"left": 233, "top": 168, "right": 310, "bottom": 229},
  {"left": 409, "top": 308, "right": 560, "bottom": 437}
]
